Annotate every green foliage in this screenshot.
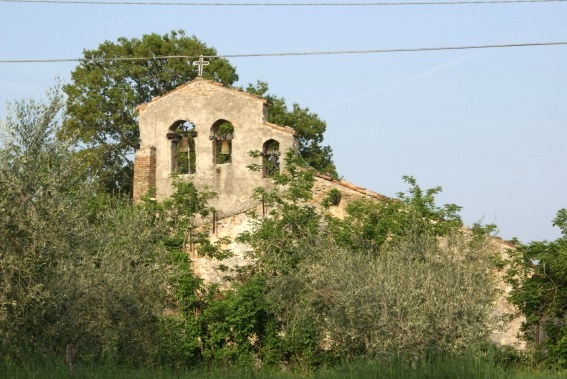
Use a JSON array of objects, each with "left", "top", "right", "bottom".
[
  {"left": 8, "top": 351, "right": 567, "bottom": 379},
  {"left": 327, "top": 176, "right": 463, "bottom": 255},
  {"left": 506, "top": 209, "right": 567, "bottom": 367},
  {"left": 197, "top": 276, "right": 281, "bottom": 367},
  {"left": 303, "top": 233, "right": 497, "bottom": 360},
  {"left": 216, "top": 121, "right": 235, "bottom": 137},
  {"left": 216, "top": 152, "right": 232, "bottom": 165},
  {"left": 246, "top": 81, "right": 337, "bottom": 177},
  {"left": 0, "top": 84, "right": 504, "bottom": 372},
  {"left": 176, "top": 144, "right": 191, "bottom": 174},
  {"left": 62, "top": 30, "right": 238, "bottom": 194},
  {"left": 235, "top": 155, "right": 329, "bottom": 367},
  {"left": 397, "top": 175, "right": 463, "bottom": 234},
  {"left": 0, "top": 88, "right": 175, "bottom": 364},
  {"left": 234, "top": 158, "right": 497, "bottom": 367},
  {"left": 0, "top": 87, "right": 250, "bottom": 369},
  {"left": 322, "top": 188, "right": 342, "bottom": 207}
]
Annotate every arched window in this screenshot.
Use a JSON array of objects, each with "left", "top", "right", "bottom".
[
  {"left": 167, "top": 120, "right": 197, "bottom": 174},
  {"left": 262, "top": 139, "right": 280, "bottom": 177},
  {"left": 210, "top": 120, "right": 234, "bottom": 164}
]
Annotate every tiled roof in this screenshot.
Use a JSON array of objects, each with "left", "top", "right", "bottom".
[{"left": 314, "top": 172, "right": 388, "bottom": 200}]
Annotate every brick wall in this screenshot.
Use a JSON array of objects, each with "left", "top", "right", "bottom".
[{"left": 133, "top": 147, "right": 156, "bottom": 203}]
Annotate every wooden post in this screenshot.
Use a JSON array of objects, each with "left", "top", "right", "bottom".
[{"left": 64, "top": 343, "right": 76, "bottom": 379}]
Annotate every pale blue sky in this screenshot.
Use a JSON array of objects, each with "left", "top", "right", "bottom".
[{"left": 1, "top": 1, "right": 566, "bottom": 242}]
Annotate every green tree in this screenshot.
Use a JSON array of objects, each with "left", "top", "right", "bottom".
[
  {"left": 0, "top": 87, "right": 178, "bottom": 364},
  {"left": 62, "top": 30, "right": 238, "bottom": 194},
  {"left": 236, "top": 157, "right": 495, "bottom": 366},
  {"left": 236, "top": 154, "right": 329, "bottom": 367},
  {"left": 246, "top": 81, "right": 337, "bottom": 177},
  {"left": 507, "top": 209, "right": 567, "bottom": 367},
  {"left": 326, "top": 175, "right": 463, "bottom": 255}
]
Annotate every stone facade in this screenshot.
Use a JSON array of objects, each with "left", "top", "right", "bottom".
[{"left": 134, "top": 78, "right": 297, "bottom": 219}]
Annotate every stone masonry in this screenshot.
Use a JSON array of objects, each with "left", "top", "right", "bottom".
[{"left": 134, "top": 78, "right": 297, "bottom": 221}]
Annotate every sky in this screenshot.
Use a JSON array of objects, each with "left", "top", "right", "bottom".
[{"left": 1, "top": 0, "right": 566, "bottom": 243}]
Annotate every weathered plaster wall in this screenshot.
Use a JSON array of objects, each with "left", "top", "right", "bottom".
[
  {"left": 192, "top": 176, "right": 387, "bottom": 284},
  {"left": 190, "top": 204, "right": 261, "bottom": 284},
  {"left": 135, "top": 78, "right": 296, "bottom": 218},
  {"left": 488, "top": 245, "right": 526, "bottom": 349}
]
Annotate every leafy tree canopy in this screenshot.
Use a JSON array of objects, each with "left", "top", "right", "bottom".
[
  {"left": 0, "top": 86, "right": 176, "bottom": 363},
  {"left": 234, "top": 158, "right": 496, "bottom": 364},
  {"left": 61, "top": 30, "right": 238, "bottom": 194},
  {"left": 507, "top": 209, "right": 567, "bottom": 367},
  {"left": 0, "top": 87, "right": 500, "bottom": 368}
]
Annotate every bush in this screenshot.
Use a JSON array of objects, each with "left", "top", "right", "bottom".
[
  {"left": 236, "top": 158, "right": 499, "bottom": 366},
  {"left": 507, "top": 209, "right": 567, "bottom": 367},
  {"left": 0, "top": 87, "right": 176, "bottom": 365}
]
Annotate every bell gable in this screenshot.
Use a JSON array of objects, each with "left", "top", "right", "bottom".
[{"left": 133, "top": 78, "right": 297, "bottom": 219}]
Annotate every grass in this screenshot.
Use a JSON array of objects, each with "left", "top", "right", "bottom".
[{"left": 1, "top": 354, "right": 565, "bottom": 379}]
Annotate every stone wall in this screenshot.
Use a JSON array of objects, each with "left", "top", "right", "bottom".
[
  {"left": 134, "top": 78, "right": 296, "bottom": 220},
  {"left": 190, "top": 204, "right": 261, "bottom": 285}
]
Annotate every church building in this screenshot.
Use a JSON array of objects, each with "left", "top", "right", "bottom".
[
  {"left": 133, "top": 77, "right": 297, "bottom": 219},
  {"left": 132, "top": 73, "right": 523, "bottom": 350}
]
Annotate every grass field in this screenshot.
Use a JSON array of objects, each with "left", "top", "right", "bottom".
[{"left": 2, "top": 355, "right": 565, "bottom": 379}]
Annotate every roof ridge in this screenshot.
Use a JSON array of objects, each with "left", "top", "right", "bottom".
[
  {"left": 313, "top": 173, "right": 516, "bottom": 249},
  {"left": 263, "top": 121, "right": 297, "bottom": 135},
  {"left": 314, "top": 173, "right": 388, "bottom": 200},
  {"left": 136, "top": 77, "right": 267, "bottom": 113}
]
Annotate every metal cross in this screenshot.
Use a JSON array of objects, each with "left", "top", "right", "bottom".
[{"left": 193, "top": 55, "right": 209, "bottom": 77}]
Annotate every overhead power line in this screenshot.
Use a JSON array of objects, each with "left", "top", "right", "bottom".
[
  {"left": 1, "top": 41, "right": 566, "bottom": 63},
  {"left": 2, "top": 0, "right": 567, "bottom": 6}
]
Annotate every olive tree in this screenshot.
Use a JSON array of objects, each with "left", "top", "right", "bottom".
[{"left": 0, "top": 87, "right": 175, "bottom": 364}]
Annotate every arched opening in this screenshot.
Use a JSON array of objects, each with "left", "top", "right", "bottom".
[
  {"left": 210, "top": 120, "right": 234, "bottom": 164},
  {"left": 262, "top": 139, "right": 280, "bottom": 177},
  {"left": 167, "top": 120, "right": 197, "bottom": 174}
]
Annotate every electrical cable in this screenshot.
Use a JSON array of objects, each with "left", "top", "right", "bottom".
[
  {"left": 1, "top": 41, "right": 566, "bottom": 64},
  {"left": 1, "top": 0, "right": 567, "bottom": 6}
]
